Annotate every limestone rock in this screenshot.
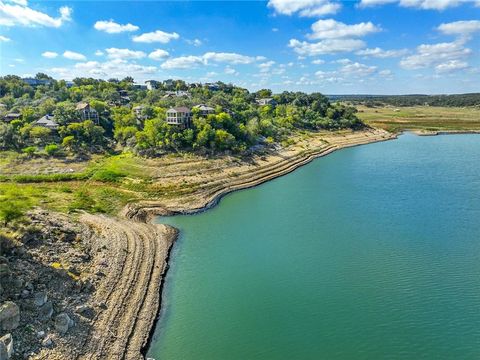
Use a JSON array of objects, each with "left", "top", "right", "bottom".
[
  {"left": 39, "top": 301, "right": 53, "bottom": 320},
  {"left": 0, "top": 333, "right": 13, "bottom": 360},
  {"left": 0, "top": 302, "right": 19, "bottom": 331},
  {"left": 41, "top": 335, "right": 53, "bottom": 348},
  {"left": 33, "top": 292, "right": 47, "bottom": 307},
  {"left": 75, "top": 305, "right": 95, "bottom": 319},
  {"left": 54, "top": 313, "right": 73, "bottom": 334}
]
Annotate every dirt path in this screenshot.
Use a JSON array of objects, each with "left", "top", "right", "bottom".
[{"left": 76, "top": 214, "right": 177, "bottom": 360}]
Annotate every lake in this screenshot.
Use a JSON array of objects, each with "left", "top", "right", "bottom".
[{"left": 149, "top": 133, "right": 480, "bottom": 359}]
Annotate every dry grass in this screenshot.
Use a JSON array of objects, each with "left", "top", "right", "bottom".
[{"left": 356, "top": 105, "right": 480, "bottom": 132}]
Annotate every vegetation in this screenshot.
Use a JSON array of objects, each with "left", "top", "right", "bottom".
[
  {"left": 356, "top": 105, "right": 480, "bottom": 132},
  {"left": 0, "top": 73, "right": 363, "bottom": 157}
]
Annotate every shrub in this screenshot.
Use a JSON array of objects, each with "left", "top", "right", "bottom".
[
  {"left": 22, "top": 146, "right": 37, "bottom": 157},
  {"left": 45, "top": 144, "right": 60, "bottom": 156},
  {"left": 90, "top": 169, "right": 125, "bottom": 183}
]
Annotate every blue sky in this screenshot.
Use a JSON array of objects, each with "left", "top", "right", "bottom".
[{"left": 1, "top": 0, "right": 479, "bottom": 94}]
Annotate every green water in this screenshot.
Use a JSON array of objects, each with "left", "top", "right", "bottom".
[{"left": 149, "top": 133, "right": 480, "bottom": 360}]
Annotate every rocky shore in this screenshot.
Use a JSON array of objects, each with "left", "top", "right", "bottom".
[{"left": 0, "top": 211, "right": 176, "bottom": 360}]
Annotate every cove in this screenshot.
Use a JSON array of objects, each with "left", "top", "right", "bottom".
[{"left": 149, "top": 133, "right": 480, "bottom": 360}]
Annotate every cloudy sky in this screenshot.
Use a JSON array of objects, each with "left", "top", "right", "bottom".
[{"left": 1, "top": 0, "right": 479, "bottom": 94}]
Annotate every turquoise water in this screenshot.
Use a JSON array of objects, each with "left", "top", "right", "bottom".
[{"left": 149, "top": 134, "right": 480, "bottom": 360}]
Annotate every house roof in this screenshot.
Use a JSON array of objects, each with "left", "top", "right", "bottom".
[
  {"left": 193, "top": 104, "right": 215, "bottom": 111},
  {"left": 76, "top": 102, "right": 89, "bottom": 110},
  {"left": 34, "top": 115, "right": 58, "bottom": 128},
  {"left": 167, "top": 107, "right": 191, "bottom": 113},
  {"left": 4, "top": 113, "right": 21, "bottom": 118},
  {"left": 133, "top": 106, "right": 145, "bottom": 110}
]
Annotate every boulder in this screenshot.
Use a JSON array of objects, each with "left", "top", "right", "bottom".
[
  {"left": 0, "top": 302, "right": 19, "bottom": 331},
  {"left": 0, "top": 333, "right": 13, "bottom": 360},
  {"left": 0, "top": 264, "right": 9, "bottom": 279},
  {"left": 75, "top": 305, "right": 95, "bottom": 319},
  {"left": 54, "top": 313, "right": 73, "bottom": 334},
  {"left": 39, "top": 301, "right": 53, "bottom": 320},
  {"left": 33, "top": 292, "right": 47, "bottom": 307}
]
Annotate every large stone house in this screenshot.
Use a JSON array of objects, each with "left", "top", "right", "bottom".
[
  {"left": 166, "top": 107, "right": 192, "bottom": 126},
  {"left": 76, "top": 102, "right": 99, "bottom": 123}
]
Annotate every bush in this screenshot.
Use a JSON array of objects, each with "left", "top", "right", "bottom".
[
  {"left": 0, "top": 200, "right": 26, "bottom": 226},
  {"left": 22, "top": 146, "right": 37, "bottom": 157},
  {"left": 45, "top": 144, "right": 60, "bottom": 156},
  {"left": 90, "top": 169, "right": 126, "bottom": 183}
]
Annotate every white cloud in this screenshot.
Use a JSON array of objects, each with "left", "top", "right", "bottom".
[
  {"left": 0, "top": 34, "right": 10, "bottom": 41},
  {"left": 63, "top": 50, "right": 86, "bottom": 61},
  {"left": 438, "top": 20, "right": 480, "bottom": 36},
  {"left": 359, "top": 0, "right": 470, "bottom": 9},
  {"left": 267, "top": 0, "right": 341, "bottom": 17},
  {"left": 132, "top": 30, "right": 179, "bottom": 43},
  {"left": 94, "top": 19, "right": 139, "bottom": 34},
  {"left": 356, "top": 47, "right": 408, "bottom": 58},
  {"left": 106, "top": 48, "right": 146, "bottom": 60},
  {"left": 0, "top": 1, "right": 72, "bottom": 27},
  {"left": 160, "top": 51, "right": 264, "bottom": 69},
  {"left": 272, "top": 27, "right": 279, "bottom": 32},
  {"left": 203, "top": 52, "right": 256, "bottom": 64},
  {"left": 49, "top": 58, "right": 157, "bottom": 80},
  {"left": 186, "top": 38, "right": 202, "bottom": 46},
  {"left": 42, "top": 51, "right": 58, "bottom": 58},
  {"left": 160, "top": 55, "right": 204, "bottom": 69},
  {"left": 224, "top": 66, "right": 239, "bottom": 75},
  {"left": 435, "top": 59, "right": 468, "bottom": 73},
  {"left": 289, "top": 38, "right": 365, "bottom": 56},
  {"left": 148, "top": 49, "right": 170, "bottom": 60},
  {"left": 308, "top": 19, "right": 381, "bottom": 40},
  {"left": 400, "top": 41, "right": 471, "bottom": 69},
  {"left": 94, "top": 50, "right": 104, "bottom": 56},
  {"left": 339, "top": 60, "right": 377, "bottom": 76},
  {"left": 258, "top": 60, "right": 275, "bottom": 72},
  {"left": 312, "top": 59, "right": 325, "bottom": 64}
]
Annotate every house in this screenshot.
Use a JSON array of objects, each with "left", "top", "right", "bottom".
[
  {"left": 204, "top": 82, "right": 220, "bottom": 91},
  {"left": 193, "top": 104, "right": 215, "bottom": 116},
  {"left": 133, "top": 105, "right": 146, "bottom": 120},
  {"left": 22, "top": 78, "right": 52, "bottom": 86},
  {"left": 166, "top": 107, "right": 192, "bottom": 126},
  {"left": 133, "top": 83, "right": 147, "bottom": 90},
  {"left": 3, "top": 113, "right": 21, "bottom": 122},
  {"left": 76, "top": 102, "right": 99, "bottom": 123},
  {"left": 33, "top": 115, "right": 59, "bottom": 130},
  {"left": 163, "top": 79, "right": 175, "bottom": 88},
  {"left": 162, "top": 90, "right": 191, "bottom": 99},
  {"left": 256, "top": 98, "right": 277, "bottom": 106},
  {"left": 145, "top": 80, "right": 160, "bottom": 90}
]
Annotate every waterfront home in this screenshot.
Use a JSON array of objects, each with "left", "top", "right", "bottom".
[
  {"left": 193, "top": 104, "right": 215, "bottom": 116},
  {"left": 3, "top": 113, "right": 21, "bottom": 122},
  {"left": 204, "top": 82, "right": 220, "bottom": 91},
  {"left": 145, "top": 80, "right": 160, "bottom": 90},
  {"left": 256, "top": 98, "right": 277, "bottom": 106},
  {"left": 76, "top": 102, "right": 99, "bottom": 123},
  {"left": 166, "top": 107, "right": 192, "bottom": 126},
  {"left": 33, "top": 115, "right": 59, "bottom": 130}
]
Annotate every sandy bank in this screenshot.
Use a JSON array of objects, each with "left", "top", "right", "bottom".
[{"left": 53, "top": 214, "right": 177, "bottom": 360}]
